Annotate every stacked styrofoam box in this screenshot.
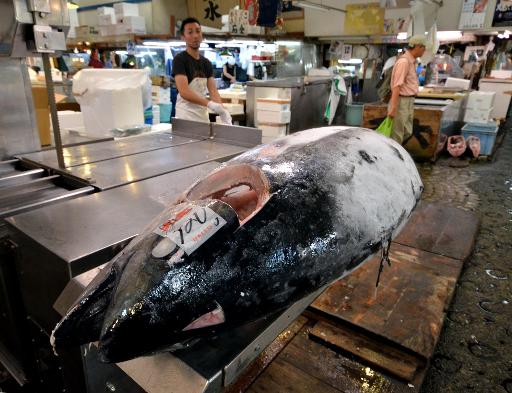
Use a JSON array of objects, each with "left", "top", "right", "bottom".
[
  {"left": 68, "top": 8, "right": 79, "bottom": 38},
  {"left": 49, "top": 111, "right": 85, "bottom": 133},
  {"left": 256, "top": 98, "right": 291, "bottom": 143},
  {"left": 116, "top": 16, "right": 146, "bottom": 34},
  {"left": 75, "top": 25, "right": 100, "bottom": 40},
  {"left": 464, "top": 91, "right": 495, "bottom": 124},
  {"left": 152, "top": 86, "right": 171, "bottom": 105},
  {"left": 97, "top": 7, "right": 115, "bottom": 25},
  {"left": 99, "top": 25, "right": 116, "bottom": 36},
  {"left": 114, "top": 2, "right": 140, "bottom": 21}
]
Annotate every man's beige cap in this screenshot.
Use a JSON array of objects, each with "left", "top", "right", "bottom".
[{"left": 408, "top": 34, "right": 427, "bottom": 46}]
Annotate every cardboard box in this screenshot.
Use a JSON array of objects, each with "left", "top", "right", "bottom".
[{"left": 32, "top": 86, "right": 51, "bottom": 146}]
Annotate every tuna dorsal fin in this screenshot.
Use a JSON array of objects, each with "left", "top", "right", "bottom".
[{"left": 51, "top": 258, "right": 125, "bottom": 352}]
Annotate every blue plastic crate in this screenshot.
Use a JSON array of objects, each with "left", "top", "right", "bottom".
[{"left": 461, "top": 121, "right": 498, "bottom": 156}]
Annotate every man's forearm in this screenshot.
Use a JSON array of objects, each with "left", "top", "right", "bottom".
[
  {"left": 388, "top": 87, "right": 400, "bottom": 117},
  {"left": 209, "top": 89, "right": 222, "bottom": 103},
  {"left": 179, "top": 87, "right": 210, "bottom": 107}
]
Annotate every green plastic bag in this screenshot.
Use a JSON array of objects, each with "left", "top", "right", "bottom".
[{"left": 376, "top": 117, "right": 393, "bottom": 138}]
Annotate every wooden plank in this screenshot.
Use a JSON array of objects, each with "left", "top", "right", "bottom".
[
  {"left": 310, "top": 243, "right": 463, "bottom": 359},
  {"left": 277, "top": 327, "right": 417, "bottom": 393},
  {"left": 246, "top": 356, "right": 342, "bottom": 393},
  {"left": 394, "top": 202, "right": 479, "bottom": 261},
  {"left": 309, "top": 320, "right": 422, "bottom": 381},
  {"left": 225, "top": 316, "right": 308, "bottom": 393}
]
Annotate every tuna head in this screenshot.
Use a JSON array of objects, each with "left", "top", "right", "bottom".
[{"left": 52, "top": 164, "right": 272, "bottom": 363}]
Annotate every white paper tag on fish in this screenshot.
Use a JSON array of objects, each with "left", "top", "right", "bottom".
[{"left": 154, "top": 205, "right": 226, "bottom": 255}]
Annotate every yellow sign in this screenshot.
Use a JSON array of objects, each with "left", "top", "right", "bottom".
[
  {"left": 345, "top": 3, "right": 384, "bottom": 35},
  {"left": 188, "top": 0, "right": 240, "bottom": 29}
]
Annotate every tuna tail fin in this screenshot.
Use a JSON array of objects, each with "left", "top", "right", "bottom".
[{"left": 51, "top": 261, "right": 120, "bottom": 353}]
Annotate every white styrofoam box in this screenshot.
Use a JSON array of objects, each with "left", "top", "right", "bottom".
[
  {"left": 256, "top": 110, "right": 291, "bottom": 124},
  {"left": 152, "top": 86, "right": 171, "bottom": 104},
  {"left": 50, "top": 111, "right": 85, "bottom": 131},
  {"left": 81, "top": 87, "right": 143, "bottom": 136},
  {"left": 114, "top": 2, "right": 139, "bottom": 17},
  {"left": 444, "top": 77, "right": 470, "bottom": 90},
  {"left": 479, "top": 78, "right": 512, "bottom": 119},
  {"left": 98, "top": 14, "right": 116, "bottom": 26},
  {"left": 69, "top": 8, "right": 79, "bottom": 27},
  {"left": 75, "top": 25, "right": 100, "bottom": 39},
  {"left": 247, "top": 25, "right": 264, "bottom": 35},
  {"left": 464, "top": 107, "right": 493, "bottom": 124},
  {"left": 223, "top": 103, "right": 244, "bottom": 115},
  {"left": 73, "top": 69, "right": 147, "bottom": 137},
  {"left": 259, "top": 123, "right": 287, "bottom": 137},
  {"left": 67, "top": 26, "right": 76, "bottom": 38},
  {"left": 467, "top": 91, "right": 495, "bottom": 110},
  {"left": 490, "top": 70, "right": 512, "bottom": 79},
  {"left": 256, "top": 98, "right": 291, "bottom": 112},
  {"left": 99, "top": 25, "right": 116, "bottom": 36},
  {"left": 116, "top": 16, "right": 146, "bottom": 34},
  {"left": 97, "top": 6, "right": 115, "bottom": 16}
]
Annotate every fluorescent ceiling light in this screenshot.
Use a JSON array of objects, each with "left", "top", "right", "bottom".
[
  {"left": 338, "top": 58, "right": 363, "bottom": 64},
  {"left": 436, "top": 31, "right": 462, "bottom": 41},
  {"left": 67, "top": 1, "right": 79, "bottom": 9},
  {"left": 294, "top": 1, "right": 346, "bottom": 13}
]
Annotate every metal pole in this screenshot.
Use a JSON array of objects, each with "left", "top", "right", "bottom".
[{"left": 42, "top": 53, "right": 65, "bottom": 169}]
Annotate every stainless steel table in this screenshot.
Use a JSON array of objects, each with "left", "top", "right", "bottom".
[
  {"left": 64, "top": 139, "right": 245, "bottom": 190},
  {"left": 20, "top": 133, "right": 199, "bottom": 169}
]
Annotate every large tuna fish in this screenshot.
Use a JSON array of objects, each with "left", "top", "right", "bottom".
[{"left": 51, "top": 127, "right": 423, "bottom": 363}]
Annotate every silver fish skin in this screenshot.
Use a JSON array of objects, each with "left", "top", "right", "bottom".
[{"left": 51, "top": 127, "right": 423, "bottom": 363}]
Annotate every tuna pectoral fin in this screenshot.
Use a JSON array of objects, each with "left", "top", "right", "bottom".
[
  {"left": 183, "top": 304, "right": 225, "bottom": 331},
  {"left": 51, "top": 262, "right": 119, "bottom": 351}
]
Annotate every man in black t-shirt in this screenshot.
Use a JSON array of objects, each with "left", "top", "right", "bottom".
[{"left": 172, "top": 18, "right": 231, "bottom": 124}]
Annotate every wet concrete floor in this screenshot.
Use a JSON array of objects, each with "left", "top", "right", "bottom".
[{"left": 419, "top": 127, "right": 512, "bottom": 393}]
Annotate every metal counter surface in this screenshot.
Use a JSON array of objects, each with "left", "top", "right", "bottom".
[
  {"left": 246, "top": 76, "right": 331, "bottom": 88},
  {"left": 63, "top": 139, "right": 244, "bottom": 190},
  {"left": 19, "top": 132, "right": 199, "bottom": 169},
  {"left": 5, "top": 162, "right": 219, "bottom": 274}
]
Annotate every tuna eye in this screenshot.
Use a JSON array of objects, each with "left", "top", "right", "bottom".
[{"left": 152, "top": 237, "right": 176, "bottom": 258}]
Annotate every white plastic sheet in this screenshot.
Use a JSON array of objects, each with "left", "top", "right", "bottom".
[{"left": 73, "top": 69, "right": 151, "bottom": 137}]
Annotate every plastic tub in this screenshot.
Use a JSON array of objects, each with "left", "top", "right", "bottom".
[
  {"left": 461, "top": 121, "right": 498, "bottom": 156},
  {"left": 159, "top": 103, "right": 172, "bottom": 123},
  {"left": 345, "top": 102, "right": 364, "bottom": 126}
]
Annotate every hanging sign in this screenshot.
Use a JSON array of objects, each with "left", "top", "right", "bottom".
[
  {"left": 345, "top": 3, "right": 384, "bottom": 35},
  {"left": 187, "top": 0, "right": 240, "bottom": 29},
  {"left": 229, "top": 9, "right": 249, "bottom": 34},
  {"left": 493, "top": 0, "right": 512, "bottom": 27},
  {"left": 459, "top": 0, "right": 489, "bottom": 29}
]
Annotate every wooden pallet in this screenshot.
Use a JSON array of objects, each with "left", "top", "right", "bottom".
[{"left": 226, "top": 202, "right": 479, "bottom": 392}]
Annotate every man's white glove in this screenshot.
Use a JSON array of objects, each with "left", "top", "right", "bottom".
[{"left": 207, "top": 101, "right": 232, "bottom": 125}]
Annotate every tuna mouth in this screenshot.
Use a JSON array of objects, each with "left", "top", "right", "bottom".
[{"left": 183, "top": 164, "right": 270, "bottom": 224}]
